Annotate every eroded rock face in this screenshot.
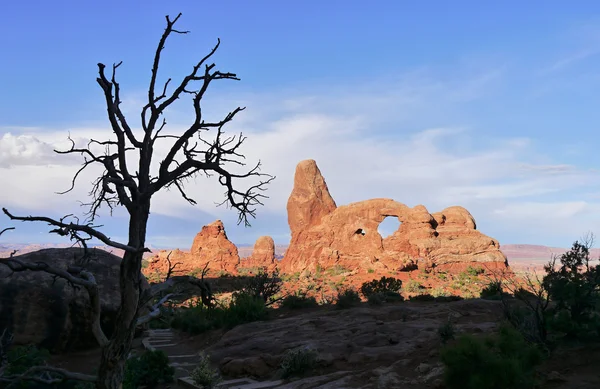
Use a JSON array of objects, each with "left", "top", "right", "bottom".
[
  {"left": 239, "top": 236, "right": 277, "bottom": 271},
  {"left": 0, "top": 248, "right": 149, "bottom": 352},
  {"left": 145, "top": 220, "right": 240, "bottom": 276},
  {"left": 287, "top": 159, "right": 337, "bottom": 237},
  {"left": 279, "top": 160, "right": 508, "bottom": 273}
]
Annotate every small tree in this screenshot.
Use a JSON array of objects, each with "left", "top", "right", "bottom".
[
  {"left": 1, "top": 13, "right": 272, "bottom": 389},
  {"left": 543, "top": 234, "right": 600, "bottom": 339}
]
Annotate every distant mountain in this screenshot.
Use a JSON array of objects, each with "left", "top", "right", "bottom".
[
  {"left": 3, "top": 242, "right": 598, "bottom": 266},
  {"left": 501, "top": 244, "right": 600, "bottom": 261}
]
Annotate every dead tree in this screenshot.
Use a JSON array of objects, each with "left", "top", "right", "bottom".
[{"left": 1, "top": 13, "right": 272, "bottom": 389}]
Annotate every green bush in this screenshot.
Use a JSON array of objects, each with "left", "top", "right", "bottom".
[
  {"left": 409, "top": 293, "right": 436, "bottom": 302},
  {"left": 367, "top": 293, "right": 385, "bottom": 306},
  {"left": 435, "top": 295, "right": 463, "bottom": 302},
  {"left": 441, "top": 324, "right": 543, "bottom": 389},
  {"left": 3, "top": 345, "right": 50, "bottom": 376},
  {"left": 360, "top": 276, "right": 403, "bottom": 298},
  {"left": 190, "top": 352, "right": 221, "bottom": 388},
  {"left": 238, "top": 270, "right": 283, "bottom": 304},
  {"left": 170, "top": 300, "right": 213, "bottom": 335},
  {"left": 218, "top": 292, "right": 268, "bottom": 329},
  {"left": 280, "top": 347, "right": 318, "bottom": 379},
  {"left": 480, "top": 280, "right": 503, "bottom": 300},
  {"left": 123, "top": 350, "right": 175, "bottom": 389},
  {"left": 172, "top": 292, "right": 268, "bottom": 334},
  {"left": 438, "top": 320, "right": 456, "bottom": 344},
  {"left": 281, "top": 294, "right": 319, "bottom": 310},
  {"left": 1, "top": 344, "right": 51, "bottom": 388},
  {"left": 326, "top": 264, "right": 350, "bottom": 276},
  {"left": 466, "top": 266, "right": 485, "bottom": 277},
  {"left": 335, "top": 288, "right": 361, "bottom": 309},
  {"left": 404, "top": 279, "right": 422, "bottom": 294}
]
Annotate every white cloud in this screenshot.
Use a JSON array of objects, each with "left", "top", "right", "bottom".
[{"left": 0, "top": 66, "right": 598, "bottom": 247}]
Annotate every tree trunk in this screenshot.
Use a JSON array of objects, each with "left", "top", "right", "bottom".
[{"left": 96, "top": 203, "right": 150, "bottom": 389}]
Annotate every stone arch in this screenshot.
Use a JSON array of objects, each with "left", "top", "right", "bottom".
[{"left": 378, "top": 216, "right": 401, "bottom": 238}]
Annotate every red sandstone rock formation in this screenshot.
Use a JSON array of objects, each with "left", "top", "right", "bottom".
[
  {"left": 145, "top": 220, "right": 240, "bottom": 276},
  {"left": 279, "top": 159, "right": 508, "bottom": 273},
  {"left": 238, "top": 236, "right": 277, "bottom": 271}
]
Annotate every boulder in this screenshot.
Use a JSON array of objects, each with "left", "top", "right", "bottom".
[
  {"left": 0, "top": 247, "right": 148, "bottom": 352},
  {"left": 279, "top": 160, "right": 508, "bottom": 273}
]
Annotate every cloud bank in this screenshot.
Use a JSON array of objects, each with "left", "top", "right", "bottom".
[{"left": 1, "top": 65, "right": 598, "bottom": 249}]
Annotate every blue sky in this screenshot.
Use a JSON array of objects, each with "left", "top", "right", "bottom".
[{"left": 1, "top": 1, "right": 599, "bottom": 249}]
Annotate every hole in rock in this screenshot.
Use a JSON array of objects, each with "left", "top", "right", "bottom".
[
  {"left": 355, "top": 228, "right": 366, "bottom": 236},
  {"left": 378, "top": 216, "right": 401, "bottom": 238}
]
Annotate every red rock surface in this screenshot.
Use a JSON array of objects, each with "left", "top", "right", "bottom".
[
  {"left": 145, "top": 220, "right": 240, "bottom": 276},
  {"left": 279, "top": 159, "right": 508, "bottom": 274},
  {"left": 238, "top": 236, "right": 277, "bottom": 271}
]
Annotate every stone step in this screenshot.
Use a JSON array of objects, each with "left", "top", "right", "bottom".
[
  {"left": 150, "top": 342, "right": 177, "bottom": 347},
  {"left": 178, "top": 377, "right": 285, "bottom": 389}
]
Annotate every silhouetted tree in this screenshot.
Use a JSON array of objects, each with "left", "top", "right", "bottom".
[{"left": 1, "top": 13, "right": 272, "bottom": 389}]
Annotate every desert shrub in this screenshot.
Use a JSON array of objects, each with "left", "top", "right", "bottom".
[
  {"left": 281, "top": 293, "right": 318, "bottom": 310},
  {"left": 368, "top": 292, "right": 385, "bottom": 306},
  {"left": 367, "top": 268, "right": 375, "bottom": 274},
  {"left": 123, "top": 350, "right": 174, "bottom": 389},
  {"left": 218, "top": 292, "right": 268, "bottom": 329},
  {"left": 435, "top": 295, "right": 463, "bottom": 302},
  {"left": 326, "top": 264, "right": 350, "bottom": 276},
  {"left": 172, "top": 292, "right": 268, "bottom": 334},
  {"left": 382, "top": 291, "right": 404, "bottom": 302},
  {"left": 409, "top": 294, "right": 435, "bottom": 302},
  {"left": 3, "top": 345, "right": 49, "bottom": 377},
  {"left": 280, "top": 347, "right": 318, "bottom": 379},
  {"left": 170, "top": 299, "right": 213, "bottom": 335},
  {"left": 404, "top": 279, "right": 423, "bottom": 294},
  {"left": 190, "top": 352, "right": 221, "bottom": 389},
  {"left": 466, "top": 266, "right": 485, "bottom": 277},
  {"left": 438, "top": 320, "right": 456, "bottom": 344},
  {"left": 480, "top": 280, "right": 503, "bottom": 300},
  {"left": 335, "top": 288, "right": 361, "bottom": 309},
  {"left": 238, "top": 269, "right": 283, "bottom": 304},
  {"left": 441, "top": 324, "right": 543, "bottom": 389},
  {"left": 431, "top": 287, "right": 448, "bottom": 298},
  {"left": 0, "top": 344, "right": 51, "bottom": 388},
  {"left": 360, "top": 276, "right": 403, "bottom": 298}
]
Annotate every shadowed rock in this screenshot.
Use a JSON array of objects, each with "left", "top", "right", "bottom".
[{"left": 0, "top": 247, "right": 148, "bottom": 352}]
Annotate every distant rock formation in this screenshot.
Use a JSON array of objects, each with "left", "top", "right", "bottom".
[
  {"left": 239, "top": 236, "right": 277, "bottom": 271},
  {"left": 279, "top": 159, "right": 508, "bottom": 273},
  {"left": 146, "top": 220, "right": 240, "bottom": 276},
  {"left": 0, "top": 248, "right": 149, "bottom": 352}
]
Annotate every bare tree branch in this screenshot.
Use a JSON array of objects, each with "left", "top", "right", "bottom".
[
  {"left": 136, "top": 293, "right": 176, "bottom": 326},
  {"left": 0, "top": 227, "right": 14, "bottom": 237},
  {"left": 165, "top": 251, "right": 182, "bottom": 280},
  {"left": 2, "top": 208, "right": 144, "bottom": 253}
]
